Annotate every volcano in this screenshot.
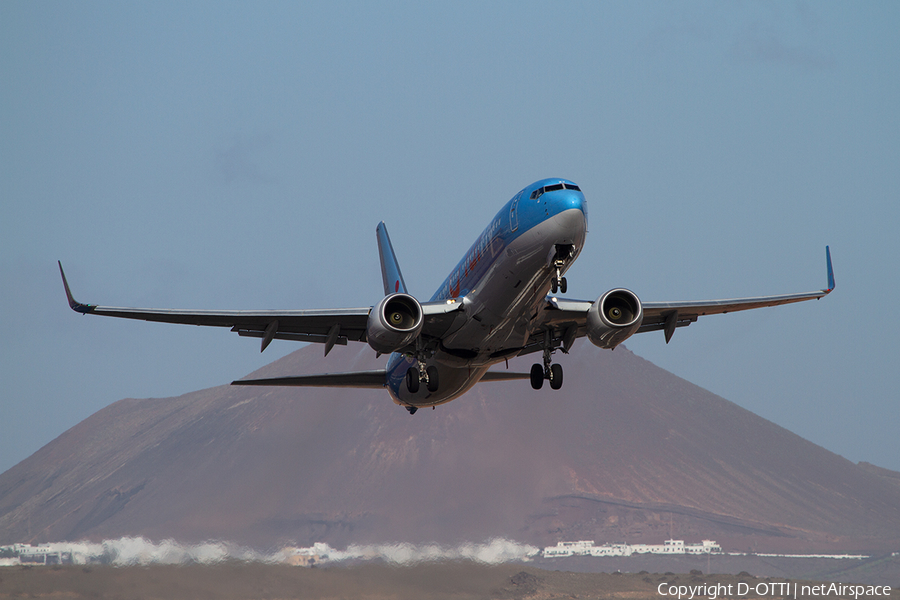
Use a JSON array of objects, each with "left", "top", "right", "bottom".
[{"left": 1, "top": 341, "right": 898, "bottom": 553}]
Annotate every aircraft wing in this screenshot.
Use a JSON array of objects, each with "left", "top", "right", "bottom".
[
  {"left": 524, "top": 247, "right": 834, "bottom": 352},
  {"left": 637, "top": 288, "right": 832, "bottom": 342},
  {"left": 59, "top": 262, "right": 461, "bottom": 355}
]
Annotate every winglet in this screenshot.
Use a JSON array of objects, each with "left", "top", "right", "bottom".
[
  {"left": 825, "top": 246, "right": 835, "bottom": 293},
  {"left": 375, "top": 222, "right": 408, "bottom": 295},
  {"left": 58, "top": 262, "right": 95, "bottom": 314}
]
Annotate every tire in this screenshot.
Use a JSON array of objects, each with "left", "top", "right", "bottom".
[
  {"left": 559, "top": 277, "right": 567, "bottom": 294},
  {"left": 406, "top": 367, "right": 420, "bottom": 393},
  {"left": 530, "top": 364, "right": 544, "bottom": 390},
  {"left": 549, "top": 363, "right": 563, "bottom": 390}
]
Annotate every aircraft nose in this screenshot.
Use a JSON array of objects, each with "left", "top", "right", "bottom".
[
  {"left": 566, "top": 193, "right": 586, "bottom": 216},
  {"left": 549, "top": 191, "right": 588, "bottom": 231}
]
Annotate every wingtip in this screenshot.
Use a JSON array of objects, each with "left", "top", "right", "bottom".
[
  {"left": 58, "top": 261, "right": 77, "bottom": 308},
  {"left": 825, "top": 245, "right": 835, "bottom": 293},
  {"left": 58, "top": 262, "right": 94, "bottom": 313}
]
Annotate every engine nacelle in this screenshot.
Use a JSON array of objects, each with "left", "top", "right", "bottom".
[
  {"left": 366, "top": 293, "right": 424, "bottom": 354},
  {"left": 586, "top": 288, "right": 643, "bottom": 350}
]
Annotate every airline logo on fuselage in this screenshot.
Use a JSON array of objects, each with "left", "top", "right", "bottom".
[{"left": 436, "top": 215, "right": 504, "bottom": 301}]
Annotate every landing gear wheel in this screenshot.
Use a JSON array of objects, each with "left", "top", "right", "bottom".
[
  {"left": 406, "top": 406, "right": 418, "bottom": 415},
  {"left": 550, "top": 279, "right": 558, "bottom": 294},
  {"left": 559, "top": 277, "right": 567, "bottom": 294},
  {"left": 530, "top": 364, "right": 544, "bottom": 390},
  {"left": 406, "top": 367, "right": 420, "bottom": 393},
  {"left": 549, "top": 363, "right": 564, "bottom": 390},
  {"left": 426, "top": 366, "right": 439, "bottom": 392}
]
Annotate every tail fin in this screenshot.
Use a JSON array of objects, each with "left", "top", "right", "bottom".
[{"left": 376, "top": 222, "right": 408, "bottom": 295}]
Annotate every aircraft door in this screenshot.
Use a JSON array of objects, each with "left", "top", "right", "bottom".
[{"left": 509, "top": 192, "right": 521, "bottom": 232}]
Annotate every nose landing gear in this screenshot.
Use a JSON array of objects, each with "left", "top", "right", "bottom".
[
  {"left": 550, "top": 276, "right": 567, "bottom": 294},
  {"left": 550, "top": 244, "right": 575, "bottom": 294}
]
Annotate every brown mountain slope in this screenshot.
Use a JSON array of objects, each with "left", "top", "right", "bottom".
[{"left": 1, "top": 341, "right": 898, "bottom": 552}]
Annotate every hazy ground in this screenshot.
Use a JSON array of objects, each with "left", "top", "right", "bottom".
[
  {"left": 529, "top": 554, "right": 900, "bottom": 588},
  {"left": 1, "top": 562, "right": 897, "bottom": 600}
]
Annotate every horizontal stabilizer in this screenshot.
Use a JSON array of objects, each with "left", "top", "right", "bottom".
[
  {"left": 479, "top": 371, "right": 531, "bottom": 382},
  {"left": 232, "top": 370, "right": 387, "bottom": 388}
]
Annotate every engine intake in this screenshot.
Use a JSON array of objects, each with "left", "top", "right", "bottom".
[
  {"left": 366, "top": 293, "right": 424, "bottom": 353},
  {"left": 586, "top": 288, "right": 643, "bottom": 349}
]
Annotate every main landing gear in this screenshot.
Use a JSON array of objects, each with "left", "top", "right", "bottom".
[
  {"left": 530, "top": 333, "right": 563, "bottom": 391},
  {"left": 405, "top": 365, "right": 439, "bottom": 394},
  {"left": 405, "top": 339, "right": 439, "bottom": 395},
  {"left": 530, "top": 361, "right": 563, "bottom": 391}
]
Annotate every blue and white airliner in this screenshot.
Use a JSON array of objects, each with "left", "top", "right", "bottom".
[{"left": 60, "top": 179, "right": 834, "bottom": 414}]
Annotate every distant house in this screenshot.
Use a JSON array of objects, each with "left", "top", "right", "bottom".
[
  {"left": 686, "top": 540, "right": 722, "bottom": 554},
  {"left": 542, "top": 540, "right": 595, "bottom": 557},
  {"left": 10, "top": 544, "right": 73, "bottom": 565}
]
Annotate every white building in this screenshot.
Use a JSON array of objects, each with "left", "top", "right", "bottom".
[
  {"left": 631, "top": 539, "right": 685, "bottom": 554},
  {"left": 543, "top": 539, "right": 721, "bottom": 558},
  {"left": 589, "top": 543, "right": 633, "bottom": 557},
  {"left": 542, "top": 540, "right": 595, "bottom": 557},
  {"left": 686, "top": 540, "right": 721, "bottom": 554},
  {"left": 9, "top": 543, "right": 72, "bottom": 565}
]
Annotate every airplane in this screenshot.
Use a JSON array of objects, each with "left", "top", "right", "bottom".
[{"left": 59, "top": 178, "right": 835, "bottom": 415}]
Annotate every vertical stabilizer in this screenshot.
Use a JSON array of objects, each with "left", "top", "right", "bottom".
[{"left": 376, "top": 222, "right": 408, "bottom": 295}]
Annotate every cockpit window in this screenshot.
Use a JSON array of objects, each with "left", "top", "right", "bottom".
[{"left": 530, "top": 182, "right": 580, "bottom": 199}]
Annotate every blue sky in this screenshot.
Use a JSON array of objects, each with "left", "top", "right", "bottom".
[{"left": 1, "top": 2, "right": 898, "bottom": 474}]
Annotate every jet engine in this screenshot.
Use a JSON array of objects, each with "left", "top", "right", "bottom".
[
  {"left": 586, "top": 288, "right": 643, "bottom": 350},
  {"left": 366, "top": 293, "right": 424, "bottom": 354}
]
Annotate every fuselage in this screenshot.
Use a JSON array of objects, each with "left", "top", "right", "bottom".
[{"left": 385, "top": 179, "right": 587, "bottom": 408}]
